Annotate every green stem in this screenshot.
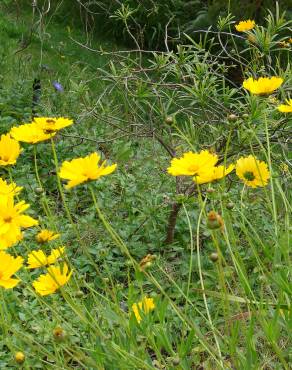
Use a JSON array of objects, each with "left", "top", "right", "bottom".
[
  {"left": 264, "top": 113, "right": 278, "bottom": 238},
  {"left": 50, "top": 138, "right": 100, "bottom": 275},
  {"left": 196, "top": 194, "right": 223, "bottom": 366},
  {"left": 182, "top": 202, "right": 194, "bottom": 304}
]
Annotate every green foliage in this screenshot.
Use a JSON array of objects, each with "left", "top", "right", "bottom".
[
  {"left": 0, "top": 3, "right": 291, "bottom": 369},
  {"left": 27, "top": 0, "right": 292, "bottom": 48}
]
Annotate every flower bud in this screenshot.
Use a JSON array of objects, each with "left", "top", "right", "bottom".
[
  {"left": 139, "top": 254, "right": 156, "bottom": 271},
  {"left": 35, "top": 187, "right": 44, "bottom": 194},
  {"left": 15, "top": 352, "right": 25, "bottom": 364},
  {"left": 75, "top": 290, "right": 84, "bottom": 298},
  {"left": 165, "top": 116, "right": 173, "bottom": 124},
  {"left": 206, "top": 188, "right": 215, "bottom": 194},
  {"left": 209, "top": 252, "right": 219, "bottom": 262},
  {"left": 228, "top": 114, "right": 237, "bottom": 121},
  {"left": 242, "top": 113, "right": 249, "bottom": 118},
  {"left": 53, "top": 326, "right": 66, "bottom": 342},
  {"left": 226, "top": 202, "right": 235, "bottom": 210},
  {"left": 99, "top": 248, "right": 108, "bottom": 257},
  {"left": 172, "top": 357, "right": 180, "bottom": 365}
]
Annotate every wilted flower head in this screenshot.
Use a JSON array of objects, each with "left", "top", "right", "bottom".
[
  {"left": 207, "top": 211, "right": 224, "bottom": 230},
  {"left": 139, "top": 254, "right": 156, "bottom": 271}
]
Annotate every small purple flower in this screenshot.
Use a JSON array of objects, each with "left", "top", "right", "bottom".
[{"left": 52, "top": 81, "right": 64, "bottom": 92}]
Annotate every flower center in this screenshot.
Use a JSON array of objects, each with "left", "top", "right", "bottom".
[
  {"left": 1, "top": 155, "right": 10, "bottom": 162},
  {"left": 4, "top": 216, "right": 12, "bottom": 223},
  {"left": 188, "top": 164, "right": 199, "bottom": 174},
  {"left": 44, "top": 119, "right": 56, "bottom": 133},
  {"left": 243, "top": 171, "right": 255, "bottom": 181}
]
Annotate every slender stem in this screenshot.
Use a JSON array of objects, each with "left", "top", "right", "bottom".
[
  {"left": 264, "top": 113, "right": 278, "bottom": 238},
  {"left": 196, "top": 192, "right": 223, "bottom": 366},
  {"left": 182, "top": 202, "right": 194, "bottom": 303},
  {"left": 50, "top": 138, "right": 101, "bottom": 275},
  {"left": 89, "top": 186, "right": 135, "bottom": 264},
  {"left": 33, "top": 145, "right": 57, "bottom": 230}
]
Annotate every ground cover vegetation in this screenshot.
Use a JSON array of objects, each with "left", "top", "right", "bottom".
[{"left": 0, "top": 1, "right": 291, "bottom": 369}]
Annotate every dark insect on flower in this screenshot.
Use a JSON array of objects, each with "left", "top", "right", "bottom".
[{"left": 52, "top": 81, "right": 64, "bottom": 92}]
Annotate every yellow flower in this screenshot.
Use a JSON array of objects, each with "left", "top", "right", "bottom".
[
  {"left": 10, "top": 122, "right": 56, "bottom": 143},
  {"left": 132, "top": 297, "right": 155, "bottom": 324},
  {"left": 59, "top": 152, "right": 117, "bottom": 189},
  {"left": 0, "top": 196, "right": 38, "bottom": 250},
  {"left": 33, "top": 263, "right": 72, "bottom": 296},
  {"left": 0, "top": 178, "right": 22, "bottom": 197},
  {"left": 0, "top": 251, "right": 23, "bottom": 289},
  {"left": 36, "top": 229, "right": 60, "bottom": 244},
  {"left": 167, "top": 150, "right": 218, "bottom": 177},
  {"left": 236, "top": 155, "right": 270, "bottom": 188},
  {"left": 289, "top": 38, "right": 292, "bottom": 44},
  {"left": 0, "top": 134, "right": 22, "bottom": 166},
  {"left": 14, "top": 351, "right": 25, "bottom": 364},
  {"left": 33, "top": 117, "right": 73, "bottom": 133},
  {"left": 242, "top": 77, "right": 283, "bottom": 95},
  {"left": 235, "top": 20, "right": 255, "bottom": 32},
  {"left": 277, "top": 99, "right": 292, "bottom": 113},
  {"left": 27, "top": 247, "right": 65, "bottom": 269},
  {"left": 193, "top": 164, "right": 235, "bottom": 184},
  {"left": 0, "top": 232, "right": 23, "bottom": 251}
]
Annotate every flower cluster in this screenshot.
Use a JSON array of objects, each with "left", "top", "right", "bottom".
[
  {"left": 0, "top": 48, "right": 288, "bottom": 309},
  {"left": 167, "top": 150, "right": 235, "bottom": 185},
  {"left": 0, "top": 117, "right": 76, "bottom": 295},
  {"left": 168, "top": 150, "right": 270, "bottom": 188},
  {"left": 0, "top": 194, "right": 38, "bottom": 250},
  {"left": 0, "top": 116, "right": 117, "bottom": 297},
  {"left": 29, "top": 229, "right": 70, "bottom": 296},
  {"left": 10, "top": 117, "right": 73, "bottom": 143}
]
